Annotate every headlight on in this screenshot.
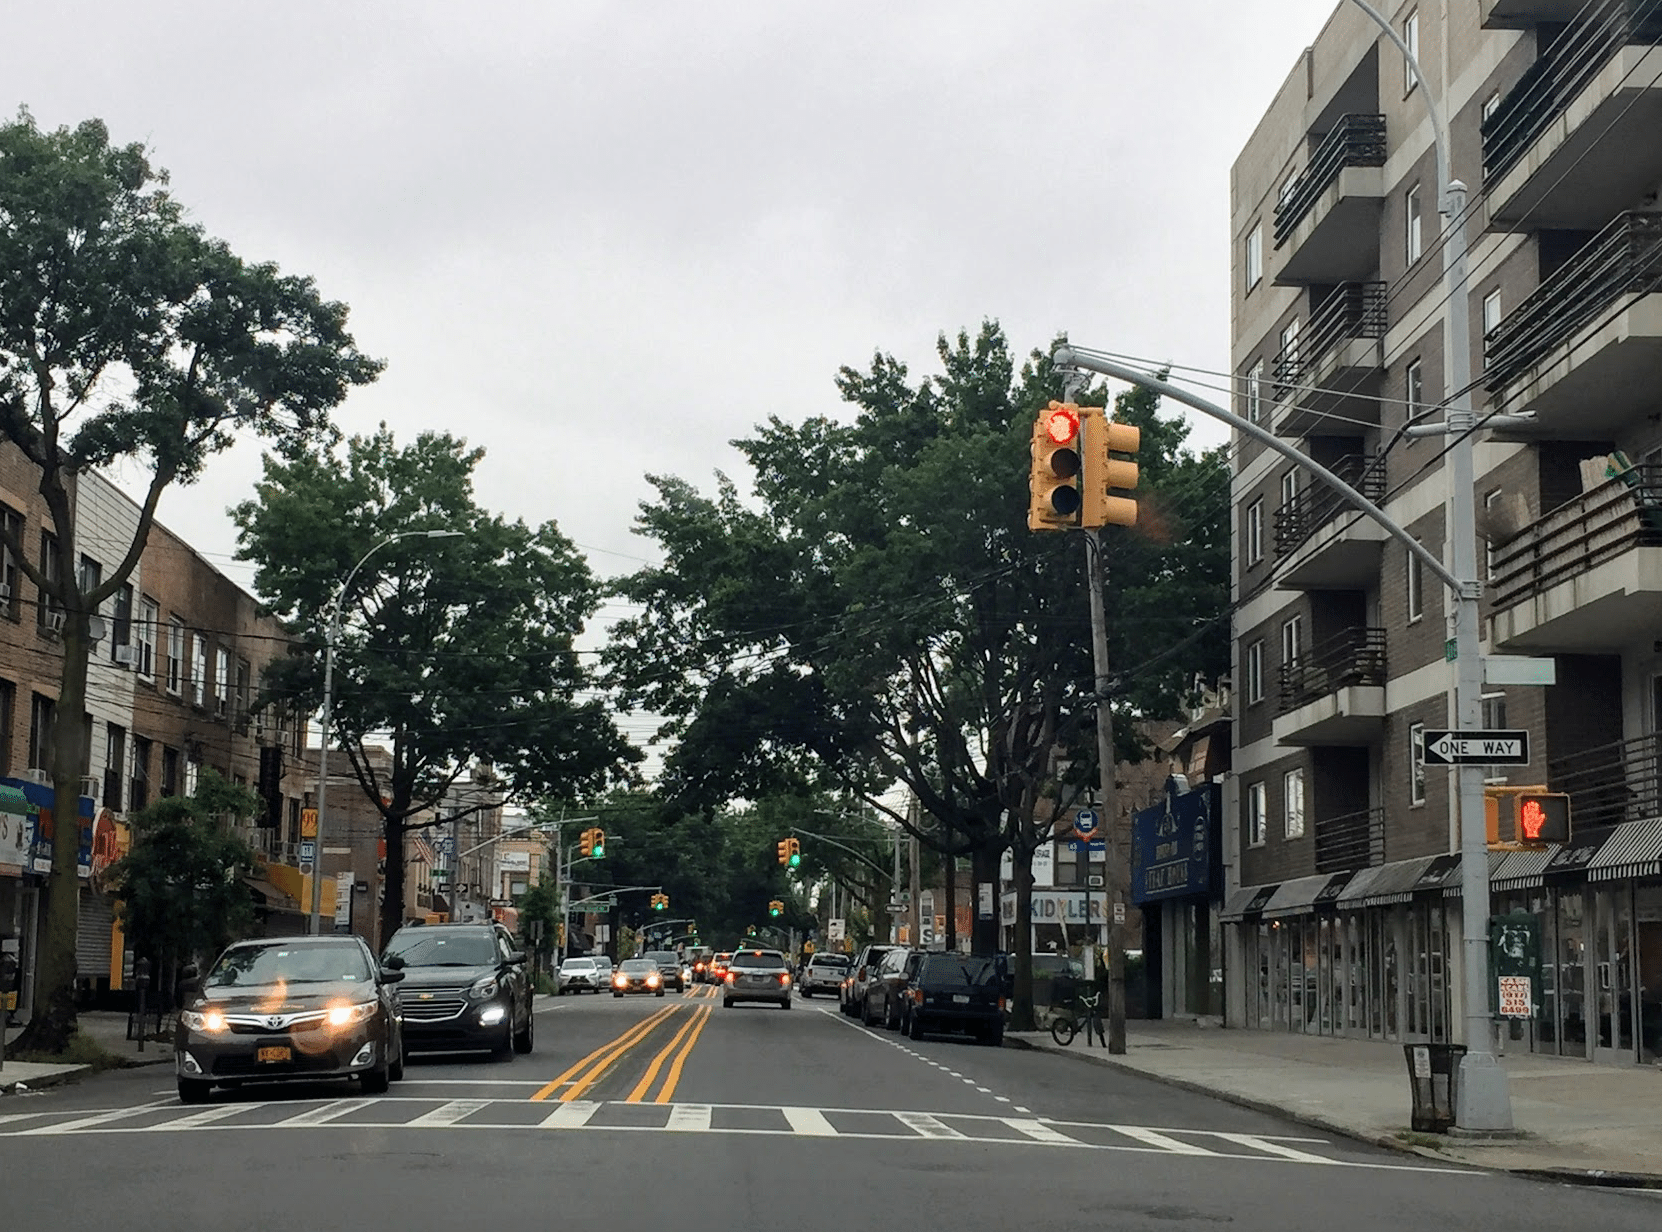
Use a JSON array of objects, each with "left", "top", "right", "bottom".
[
  {"left": 646, "top": 973, "right": 660, "bottom": 986},
  {"left": 468, "top": 977, "right": 500, "bottom": 1001},
  {"left": 181, "top": 1009, "right": 228, "bottom": 1033},
  {"left": 326, "top": 1001, "right": 379, "bottom": 1028},
  {"left": 614, "top": 974, "right": 627, "bottom": 986}
]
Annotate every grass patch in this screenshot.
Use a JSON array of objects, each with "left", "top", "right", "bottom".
[
  {"left": 1393, "top": 1130, "right": 1450, "bottom": 1152},
  {"left": 7, "top": 1030, "right": 128, "bottom": 1073}
]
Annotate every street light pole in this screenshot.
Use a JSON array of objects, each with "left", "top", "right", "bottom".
[{"left": 310, "top": 529, "right": 463, "bottom": 937}]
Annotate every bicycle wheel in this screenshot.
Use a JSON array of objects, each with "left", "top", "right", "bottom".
[{"left": 1050, "top": 1015, "right": 1078, "bottom": 1047}]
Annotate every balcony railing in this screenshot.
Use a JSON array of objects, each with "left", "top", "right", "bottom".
[
  {"left": 1488, "top": 463, "right": 1662, "bottom": 612},
  {"left": 1482, "top": 0, "right": 1662, "bottom": 183},
  {"left": 1548, "top": 730, "right": 1662, "bottom": 831},
  {"left": 1271, "top": 282, "right": 1387, "bottom": 398},
  {"left": 1273, "top": 454, "right": 1386, "bottom": 556},
  {"left": 1278, "top": 627, "right": 1388, "bottom": 713},
  {"left": 1273, "top": 114, "right": 1388, "bottom": 245},
  {"left": 1315, "top": 807, "right": 1385, "bottom": 875},
  {"left": 1483, "top": 212, "right": 1662, "bottom": 397}
]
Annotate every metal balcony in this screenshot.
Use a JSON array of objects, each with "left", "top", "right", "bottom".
[
  {"left": 1483, "top": 213, "right": 1662, "bottom": 430},
  {"left": 1547, "top": 730, "right": 1662, "bottom": 832},
  {"left": 1488, "top": 462, "right": 1662, "bottom": 650},
  {"left": 1484, "top": 0, "right": 1662, "bottom": 229},
  {"left": 1273, "top": 627, "right": 1388, "bottom": 747},
  {"left": 1272, "top": 115, "right": 1387, "bottom": 286},
  {"left": 1484, "top": 0, "right": 1604, "bottom": 27},
  {"left": 1314, "top": 807, "right": 1386, "bottom": 875},
  {"left": 1273, "top": 455, "right": 1388, "bottom": 590},
  {"left": 1271, "top": 282, "right": 1387, "bottom": 436}
]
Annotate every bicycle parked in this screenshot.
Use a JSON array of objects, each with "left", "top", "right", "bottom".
[{"left": 1049, "top": 987, "right": 1105, "bottom": 1047}]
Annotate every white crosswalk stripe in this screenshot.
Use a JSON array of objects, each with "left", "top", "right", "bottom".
[{"left": 0, "top": 1097, "right": 1473, "bottom": 1172}]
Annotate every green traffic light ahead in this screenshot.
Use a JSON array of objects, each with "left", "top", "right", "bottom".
[{"left": 788, "top": 853, "right": 800, "bottom": 867}]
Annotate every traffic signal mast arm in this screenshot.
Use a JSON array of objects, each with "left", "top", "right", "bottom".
[{"left": 786, "top": 828, "right": 893, "bottom": 880}]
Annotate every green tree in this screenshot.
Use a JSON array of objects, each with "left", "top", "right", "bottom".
[
  {"left": 233, "top": 426, "right": 639, "bottom": 943},
  {"left": 106, "top": 771, "right": 264, "bottom": 991},
  {"left": 0, "top": 113, "right": 381, "bottom": 1050},
  {"left": 515, "top": 873, "right": 561, "bottom": 984}
]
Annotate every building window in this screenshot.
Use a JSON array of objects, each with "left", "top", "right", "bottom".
[
  {"left": 78, "top": 554, "right": 101, "bottom": 596},
  {"left": 1406, "top": 183, "right": 1423, "bottom": 264},
  {"left": 1410, "top": 722, "right": 1427, "bottom": 805},
  {"left": 0, "top": 679, "right": 13, "bottom": 779},
  {"left": 161, "top": 746, "right": 180, "bottom": 798},
  {"left": 1484, "top": 489, "right": 1503, "bottom": 578},
  {"left": 1482, "top": 90, "right": 1501, "bottom": 122},
  {"left": 1245, "top": 224, "right": 1263, "bottom": 291},
  {"left": 192, "top": 635, "right": 208, "bottom": 707},
  {"left": 1279, "top": 170, "right": 1299, "bottom": 205},
  {"left": 1280, "top": 468, "right": 1299, "bottom": 518},
  {"left": 184, "top": 754, "right": 200, "bottom": 798},
  {"left": 131, "top": 736, "right": 152, "bottom": 812},
  {"left": 1248, "top": 781, "right": 1268, "bottom": 847},
  {"left": 136, "top": 597, "right": 158, "bottom": 679},
  {"left": 166, "top": 618, "right": 185, "bottom": 694},
  {"left": 1482, "top": 290, "right": 1502, "bottom": 337},
  {"left": 111, "top": 583, "right": 134, "bottom": 664},
  {"left": 1247, "top": 640, "right": 1265, "bottom": 704},
  {"left": 1407, "top": 539, "right": 1424, "bottom": 621},
  {"left": 1482, "top": 692, "right": 1509, "bottom": 783},
  {"left": 236, "top": 658, "right": 251, "bottom": 730},
  {"left": 1284, "top": 768, "right": 1306, "bottom": 839},
  {"left": 1278, "top": 317, "right": 1301, "bottom": 381},
  {"left": 104, "top": 723, "right": 125, "bottom": 810},
  {"left": 1281, "top": 615, "right": 1303, "bottom": 671},
  {"left": 28, "top": 693, "right": 55, "bottom": 772},
  {"left": 1247, "top": 498, "right": 1264, "bottom": 565},
  {"left": 215, "top": 647, "right": 230, "bottom": 717},
  {"left": 1246, "top": 361, "right": 1264, "bottom": 424},
  {"left": 1403, "top": 9, "right": 1420, "bottom": 93},
  {"left": 37, "top": 532, "right": 63, "bottom": 629},
  {"left": 0, "top": 504, "right": 20, "bottom": 621},
  {"left": 1404, "top": 357, "right": 1424, "bottom": 437}
]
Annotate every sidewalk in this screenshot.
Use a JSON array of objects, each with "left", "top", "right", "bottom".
[
  {"left": 1009, "top": 1018, "right": 1662, "bottom": 1186},
  {"left": 75, "top": 1010, "right": 175, "bottom": 1067}
]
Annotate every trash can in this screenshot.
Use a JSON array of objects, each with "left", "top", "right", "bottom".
[{"left": 1403, "top": 1042, "right": 1466, "bottom": 1133}]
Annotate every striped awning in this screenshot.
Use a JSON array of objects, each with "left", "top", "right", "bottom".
[
  {"left": 0, "top": 783, "right": 32, "bottom": 816},
  {"left": 1586, "top": 817, "right": 1662, "bottom": 882},
  {"left": 1220, "top": 882, "right": 1280, "bottom": 923},
  {"left": 1491, "top": 847, "right": 1554, "bottom": 891},
  {"left": 1334, "top": 861, "right": 1393, "bottom": 907},
  {"left": 1355, "top": 855, "right": 1439, "bottom": 906},
  {"left": 1261, "top": 872, "right": 1351, "bottom": 919},
  {"left": 1441, "top": 852, "right": 1511, "bottom": 898}
]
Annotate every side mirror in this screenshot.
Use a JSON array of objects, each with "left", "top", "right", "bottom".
[
  {"left": 508, "top": 950, "right": 527, "bottom": 965},
  {"left": 379, "top": 967, "right": 406, "bottom": 984},
  {"left": 382, "top": 954, "right": 407, "bottom": 971}
]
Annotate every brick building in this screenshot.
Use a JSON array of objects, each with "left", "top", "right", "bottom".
[{"left": 1226, "top": 0, "right": 1662, "bottom": 1065}]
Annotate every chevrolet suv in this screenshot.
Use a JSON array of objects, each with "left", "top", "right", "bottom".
[{"left": 382, "top": 922, "right": 534, "bottom": 1057}]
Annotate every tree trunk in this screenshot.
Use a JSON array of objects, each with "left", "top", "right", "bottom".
[
  {"left": 1009, "top": 851, "right": 1036, "bottom": 1031},
  {"left": 14, "top": 619, "right": 93, "bottom": 1054},
  {"left": 379, "top": 812, "right": 408, "bottom": 945},
  {"left": 970, "top": 846, "right": 999, "bottom": 955},
  {"left": 943, "top": 847, "right": 957, "bottom": 952}
]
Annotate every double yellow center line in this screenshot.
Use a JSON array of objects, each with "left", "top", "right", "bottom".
[{"left": 530, "top": 1002, "right": 710, "bottom": 1104}]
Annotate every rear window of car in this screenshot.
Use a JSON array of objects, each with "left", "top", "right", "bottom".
[
  {"left": 810, "top": 954, "right": 849, "bottom": 967},
  {"left": 919, "top": 955, "right": 1002, "bottom": 986},
  {"left": 729, "top": 951, "right": 786, "bottom": 970},
  {"left": 646, "top": 951, "right": 679, "bottom": 963}
]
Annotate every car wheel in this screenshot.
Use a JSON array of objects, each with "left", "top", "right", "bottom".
[
  {"left": 513, "top": 1010, "right": 534, "bottom": 1055},
  {"left": 908, "top": 1012, "right": 925, "bottom": 1041},
  {"left": 361, "top": 1052, "right": 392, "bottom": 1095},
  {"left": 389, "top": 1038, "right": 406, "bottom": 1081},
  {"left": 801, "top": 988, "right": 812, "bottom": 999},
  {"left": 177, "top": 1079, "right": 211, "bottom": 1105},
  {"left": 984, "top": 1024, "right": 1004, "bottom": 1047},
  {"left": 860, "top": 996, "right": 875, "bottom": 1027},
  {"left": 723, "top": 997, "right": 734, "bottom": 1008},
  {"left": 613, "top": 991, "right": 624, "bottom": 998},
  {"left": 655, "top": 990, "right": 665, "bottom": 997},
  {"left": 780, "top": 997, "right": 790, "bottom": 1010}
]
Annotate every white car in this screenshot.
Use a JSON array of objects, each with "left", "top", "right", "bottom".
[{"left": 558, "top": 957, "right": 601, "bottom": 994}]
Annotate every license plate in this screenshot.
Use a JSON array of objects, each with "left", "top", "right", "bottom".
[
  {"left": 953, "top": 995, "right": 970, "bottom": 1004},
  {"left": 257, "top": 1046, "right": 292, "bottom": 1063}
]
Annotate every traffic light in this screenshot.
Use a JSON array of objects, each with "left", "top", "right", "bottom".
[
  {"left": 1028, "top": 401, "right": 1082, "bottom": 531},
  {"left": 1484, "top": 785, "right": 1572, "bottom": 848},
  {"left": 591, "top": 828, "right": 606, "bottom": 858},
  {"left": 1078, "top": 407, "right": 1141, "bottom": 528},
  {"left": 651, "top": 893, "right": 668, "bottom": 911},
  {"left": 776, "top": 839, "right": 789, "bottom": 865},
  {"left": 786, "top": 837, "right": 801, "bottom": 867},
  {"left": 768, "top": 900, "right": 783, "bottom": 917},
  {"left": 579, "top": 828, "right": 594, "bottom": 858}
]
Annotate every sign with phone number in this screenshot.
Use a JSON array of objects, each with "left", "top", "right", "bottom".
[{"left": 1497, "top": 975, "right": 1533, "bottom": 1018}]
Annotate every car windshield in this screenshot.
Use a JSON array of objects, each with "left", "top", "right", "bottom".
[
  {"left": 730, "top": 951, "right": 785, "bottom": 970},
  {"left": 646, "top": 951, "right": 678, "bottom": 964},
  {"left": 919, "top": 955, "right": 1002, "bottom": 986},
  {"left": 561, "top": 959, "right": 596, "bottom": 971},
  {"left": 384, "top": 931, "right": 497, "bottom": 967},
  {"left": 207, "top": 943, "right": 372, "bottom": 987},
  {"left": 811, "top": 955, "right": 849, "bottom": 967},
  {"left": 621, "top": 958, "right": 656, "bottom": 973}
]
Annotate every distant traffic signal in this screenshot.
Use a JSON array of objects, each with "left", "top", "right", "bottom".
[
  {"left": 651, "top": 892, "right": 669, "bottom": 911},
  {"left": 579, "top": 828, "right": 595, "bottom": 858},
  {"left": 768, "top": 900, "right": 783, "bottom": 917},
  {"left": 776, "top": 839, "right": 790, "bottom": 865},
  {"left": 591, "top": 829, "right": 606, "bottom": 858},
  {"left": 1028, "top": 401, "right": 1082, "bottom": 532},
  {"left": 1078, "top": 407, "right": 1141, "bottom": 528},
  {"left": 786, "top": 837, "right": 801, "bottom": 867}
]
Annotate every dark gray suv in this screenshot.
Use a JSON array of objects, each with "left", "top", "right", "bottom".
[{"left": 382, "top": 922, "right": 534, "bottom": 1057}]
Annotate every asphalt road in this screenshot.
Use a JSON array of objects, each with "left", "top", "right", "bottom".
[{"left": 3, "top": 984, "right": 1658, "bottom": 1230}]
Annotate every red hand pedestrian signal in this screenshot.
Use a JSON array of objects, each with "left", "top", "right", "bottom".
[{"left": 1517, "top": 792, "right": 1570, "bottom": 844}]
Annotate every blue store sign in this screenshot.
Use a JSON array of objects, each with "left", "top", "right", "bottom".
[{"left": 1131, "top": 776, "right": 1221, "bottom": 904}]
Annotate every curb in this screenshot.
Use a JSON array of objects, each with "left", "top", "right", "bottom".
[
  {"left": 0, "top": 1065, "right": 91, "bottom": 1094},
  {"left": 1003, "top": 1035, "right": 1662, "bottom": 1190}
]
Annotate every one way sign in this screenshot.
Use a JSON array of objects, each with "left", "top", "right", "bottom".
[{"left": 1421, "top": 729, "right": 1530, "bottom": 766}]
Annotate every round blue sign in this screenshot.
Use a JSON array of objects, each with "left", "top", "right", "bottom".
[{"left": 1073, "top": 809, "right": 1099, "bottom": 839}]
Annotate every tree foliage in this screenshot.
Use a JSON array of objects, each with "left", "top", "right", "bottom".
[
  {"left": 233, "top": 425, "right": 640, "bottom": 943},
  {"left": 0, "top": 111, "right": 381, "bottom": 1049}
]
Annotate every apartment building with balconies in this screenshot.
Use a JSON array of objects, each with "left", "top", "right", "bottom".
[{"left": 1227, "top": 0, "right": 1662, "bottom": 1066}]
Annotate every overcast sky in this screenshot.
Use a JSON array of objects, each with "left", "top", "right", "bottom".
[{"left": 6, "top": 0, "right": 1336, "bottom": 607}]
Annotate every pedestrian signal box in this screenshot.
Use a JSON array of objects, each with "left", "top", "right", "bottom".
[{"left": 1485, "top": 785, "right": 1571, "bottom": 849}]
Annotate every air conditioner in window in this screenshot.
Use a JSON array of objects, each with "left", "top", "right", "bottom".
[
  {"left": 43, "top": 610, "right": 65, "bottom": 636},
  {"left": 80, "top": 776, "right": 100, "bottom": 800},
  {"left": 112, "top": 644, "right": 137, "bottom": 666},
  {"left": 0, "top": 582, "right": 10, "bottom": 601},
  {"left": 22, "top": 768, "right": 49, "bottom": 785}
]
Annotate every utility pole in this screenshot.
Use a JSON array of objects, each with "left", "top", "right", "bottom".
[
  {"left": 1086, "top": 528, "right": 1126, "bottom": 1053},
  {"left": 907, "top": 799, "right": 922, "bottom": 947}
]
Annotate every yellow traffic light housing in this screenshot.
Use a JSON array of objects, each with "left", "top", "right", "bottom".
[
  {"left": 591, "top": 828, "right": 606, "bottom": 858},
  {"left": 786, "top": 837, "right": 801, "bottom": 867},
  {"left": 1079, "top": 407, "right": 1140, "bottom": 529},
  {"left": 768, "top": 899, "right": 783, "bottom": 917},
  {"left": 1028, "top": 401, "right": 1083, "bottom": 531},
  {"left": 776, "top": 839, "right": 790, "bottom": 865},
  {"left": 579, "top": 828, "right": 594, "bottom": 858}
]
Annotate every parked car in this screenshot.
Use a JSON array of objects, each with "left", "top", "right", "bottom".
[
  {"left": 382, "top": 921, "right": 534, "bottom": 1057},
  {"left": 799, "top": 952, "right": 850, "bottom": 998},
  {"left": 612, "top": 957, "right": 665, "bottom": 996},
  {"left": 842, "top": 944, "right": 894, "bottom": 1017},
  {"left": 175, "top": 935, "right": 404, "bottom": 1103},
  {"left": 708, "top": 952, "right": 734, "bottom": 984},
  {"left": 898, "top": 952, "right": 1006, "bottom": 1045},
  {"left": 861, "top": 946, "right": 915, "bottom": 1029},
  {"left": 558, "top": 956, "right": 602, "bottom": 993},
  {"left": 645, "top": 949, "right": 685, "bottom": 992},
  {"left": 722, "top": 949, "right": 792, "bottom": 1009}
]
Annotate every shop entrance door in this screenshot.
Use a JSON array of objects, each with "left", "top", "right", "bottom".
[
  {"left": 1594, "top": 886, "right": 1637, "bottom": 1064},
  {"left": 1636, "top": 886, "right": 1662, "bottom": 1063}
]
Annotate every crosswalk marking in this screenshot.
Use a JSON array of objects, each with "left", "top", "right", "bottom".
[
  {"left": 1111, "top": 1126, "right": 1220, "bottom": 1156},
  {"left": 1211, "top": 1132, "right": 1338, "bottom": 1164},
  {"left": 276, "top": 1099, "right": 367, "bottom": 1128},
  {"left": 895, "top": 1111, "right": 967, "bottom": 1140},
  {"left": 406, "top": 1099, "right": 491, "bottom": 1128},
  {"left": 155, "top": 1104, "right": 252, "bottom": 1131},
  {"left": 539, "top": 1099, "right": 601, "bottom": 1128},
  {"left": 21, "top": 1102, "right": 169, "bottom": 1136},
  {"left": 1006, "top": 1118, "right": 1079, "bottom": 1145},
  {"left": 664, "top": 1103, "right": 712, "bottom": 1132},
  {"left": 780, "top": 1107, "right": 836, "bottom": 1137}
]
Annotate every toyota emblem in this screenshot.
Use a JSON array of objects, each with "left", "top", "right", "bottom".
[{"left": 266, "top": 1015, "right": 283, "bottom": 1029}]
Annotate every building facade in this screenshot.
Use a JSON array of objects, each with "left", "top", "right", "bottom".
[{"left": 1227, "top": 0, "right": 1662, "bottom": 1065}]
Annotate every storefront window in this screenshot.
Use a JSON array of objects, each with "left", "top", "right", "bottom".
[
  {"left": 1596, "top": 886, "right": 1634, "bottom": 1056},
  {"left": 1255, "top": 923, "right": 1271, "bottom": 1028},
  {"left": 1558, "top": 891, "right": 1587, "bottom": 1054},
  {"left": 1637, "top": 886, "right": 1661, "bottom": 1063}
]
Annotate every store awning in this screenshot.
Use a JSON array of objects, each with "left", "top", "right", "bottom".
[
  {"left": 1491, "top": 847, "right": 1554, "bottom": 891},
  {"left": 1442, "top": 851, "right": 1510, "bottom": 898},
  {"left": 1261, "top": 872, "right": 1352, "bottom": 919},
  {"left": 1334, "top": 862, "right": 1393, "bottom": 907},
  {"left": 1586, "top": 817, "right": 1662, "bottom": 882},
  {"left": 0, "top": 783, "right": 31, "bottom": 815},
  {"left": 1542, "top": 826, "right": 1617, "bottom": 880},
  {"left": 1328, "top": 855, "right": 1441, "bottom": 907},
  {"left": 245, "top": 876, "right": 301, "bottom": 911},
  {"left": 1411, "top": 854, "right": 1462, "bottom": 896},
  {"left": 1220, "top": 882, "right": 1279, "bottom": 923}
]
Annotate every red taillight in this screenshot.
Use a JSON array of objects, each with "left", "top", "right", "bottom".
[
  {"left": 725, "top": 972, "right": 735, "bottom": 984},
  {"left": 910, "top": 989, "right": 923, "bottom": 1005},
  {"left": 779, "top": 974, "right": 791, "bottom": 985}
]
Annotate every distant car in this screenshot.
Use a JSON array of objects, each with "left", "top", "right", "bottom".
[
  {"left": 612, "top": 957, "right": 665, "bottom": 997},
  {"left": 558, "top": 957, "right": 601, "bottom": 993},
  {"left": 708, "top": 952, "right": 734, "bottom": 984},
  {"left": 591, "top": 955, "right": 616, "bottom": 987},
  {"left": 843, "top": 944, "right": 895, "bottom": 1018},
  {"left": 862, "top": 947, "right": 916, "bottom": 1029},
  {"left": 723, "top": 949, "right": 792, "bottom": 1009},
  {"left": 175, "top": 936, "right": 404, "bottom": 1104},
  {"left": 899, "top": 952, "right": 1006, "bottom": 1045},
  {"left": 799, "top": 953, "right": 850, "bottom": 998},
  {"left": 382, "top": 922, "right": 534, "bottom": 1057},
  {"left": 644, "top": 949, "right": 685, "bottom": 992}
]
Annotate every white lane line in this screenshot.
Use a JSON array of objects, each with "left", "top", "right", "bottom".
[
  {"left": 975, "top": 1087, "right": 991, "bottom": 1093},
  {"left": 21, "top": 1100, "right": 174, "bottom": 1135},
  {"left": 1112, "top": 1126, "right": 1220, "bottom": 1156},
  {"left": 1014, "top": 1106, "right": 1032, "bottom": 1113},
  {"left": 1211, "top": 1132, "right": 1339, "bottom": 1164},
  {"left": 1007, "top": 1118, "right": 1080, "bottom": 1145},
  {"left": 665, "top": 1104, "right": 712, "bottom": 1132},
  {"left": 406, "top": 1099, "right": 491, "bottom": 1128},
  {"left": 276, "top": 1099, "right": 369, "bottom": 1128},
  {"left": 895, "top": 1111, "right": 968, "bottom": 1140},
  {"left": 781, "top": 1107, "right": 837, "bottom": 1137},
  {"left": 539, "top": 1100, "right": 601, "bottom": 1128},
  {"left": 995, "top": 1096, "right": 1011, "bottom": 1103},
  {"left": 961, "top": 1079, "right": 976, "bottom": 1085},
  {"left": 154, "top": 1104, "right": 251, "bottom": 1131}
]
